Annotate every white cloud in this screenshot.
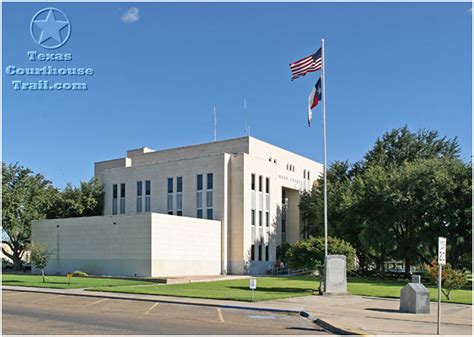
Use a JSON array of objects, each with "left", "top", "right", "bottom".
[{"left": 120, "top": 7, "right": 140, "bottom": 23}]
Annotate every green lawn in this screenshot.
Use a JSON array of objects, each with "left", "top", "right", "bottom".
[
  {"left": 348, "top": 277, "right": 472, "bottom": 305},
  {"left": 3, "top": 274, "right": 471, "bottom": 305},
  {"left": 92, "top": 276, "right": 472, "bottom": 304},
  {"left": 92, "top": 276, "right": 317, "bottom": 302},
  {"left": 1, "top": 274, "right": 155, "bottom": 289}
]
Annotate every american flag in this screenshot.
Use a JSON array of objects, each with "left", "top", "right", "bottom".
[{"left": 289, "top": 48, "right": 322, "bottom": 80}]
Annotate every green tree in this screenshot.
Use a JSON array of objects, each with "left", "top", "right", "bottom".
[
  {"left": 299, "top": 127, "right": 471, "bottom": 274},
  {"left": 48, "top": 178, "right": 104, "bottom": 218},
  {"left": 28, "top": 242, "right": 53, "bottom": 283},
  {"left": 2, "top": 163, "right": 59, "bottom": 270}
]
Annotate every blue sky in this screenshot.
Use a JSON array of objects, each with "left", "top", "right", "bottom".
[{"left": 3, "top": 2, "right": 472, "bottom": 188}]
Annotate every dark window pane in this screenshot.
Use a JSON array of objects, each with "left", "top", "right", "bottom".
[
  {"left": 145, "top": 180, "right": 151, "bottom": 195},
  {"left": 177, "top": 210, "right": 182, "bottom": 216},
  {"left": 197, "top": 174, "right": 203, "bottom": 191},
  {"left": 137, "top": 181, "right": 142, "bottom": 196},
  {"left": 259, "top": 176, "right": 262, "bottom": 192},
  {"left": 207, "top": 208, "right": 213, "bottom": 220},
  {"left": 197, "top": 209, "right": 203, "bottom": 218},
  {"left": 177, "top": 176, "right": 183, "bottom": 193},
  {"left": 113, "top": 184, "right": 117, "bottom": 198},
  {"left": 266, "top": 178, "right": 270, "bottom": 194},
  {"left": 168, "top": 211, "right": 173, "bottom": 215},
  {"left": 265, "top": 245, "right": 269, "bottom": 261},
  {"left": 207, "top": 173, "right": 213, "bottom": 190},
  {"left": 251, "top": 210, "right": 255, "bottom": 226},
  {"left": 258, "top": 244, "right": 262, "bottom": 261},
  {"left": 120, "top": 183, "right": 125, "bottom": 198},
  {"left": 259, "top": 211, "right": 262, "bottom": 226},
  {"left": 251, "top": 174, "right": 255, "bottom": 190},
  {"left": 251, "top": 244, "right": 255, "bottom": 261},
  {"left": 266, "top": 212, "right": 269, "bottom": 227},
  {"left": 167, "top": 178, "right": 173, "bottom": 193}
]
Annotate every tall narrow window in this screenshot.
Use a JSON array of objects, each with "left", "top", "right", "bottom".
[
  {"left": 207, "top": 173, "right": 213, "bottom": 190},
  {"left": 258, "top": 175, "right": 263, "bottom": 192},
  {"left": 167, "top": 178, "right": 173, "bottom": 215},
  {"left": 251, "top": 210, "right": 255, "bottom": 226},
  {"left": 303, "top": 169, "right": 306, "bottom": 179},
  {"left": 206, "top": 208, "right": 213, "bottom": 220},
  {"left": 265, "top": 211, "right": 269, "bottom": 227},
  {"left": 177, "top": 176, "right": 183, "bottom": 193},
  {"left": 251, "top": 244, "right": 255, "bottom": 261},
  {"left": 308, "top": 171, "right": 310, "bottom": 181},
  {"left": 265, "top": 244, "right": 269, "bottom": 261},
  {"left": 197, "top": 174, "right": 203, "bottom": 191},
  {"left": 145, "top": 180, "right": 151, "bottom": 212},
  {"left": 176, "top": 176, "right": 183, "bottom": 216},
  {"left": 251, "top": 174, "right": 255, "bottom": 190},
  {"left": 120, "top": 183, "right": 126, "bottom": 214},
  {"left": 258, "top": 244, "right": 262, "bottom": 261},
  {"left": 206, "top": 173, "right": 213, "bottom": 220},
  {"left": 136, "top": 181, "right": 143, "bottom": 213},
  {"left": 196, "top": 174, "right": 203, "bottom": 218},
  {"left": 266, "top": 177, "right": 270, "bottom": 194},
  {"left": 259, "top": 211, "right": 262, "bottom": 227},
  {"left": 112, "top": 184, "right": 118, "bottom": 215}
]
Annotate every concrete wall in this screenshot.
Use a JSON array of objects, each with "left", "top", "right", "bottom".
[
  {"left": 32, "top": 213, "right": 221, "bottom": 277},
  {"left": 32, "top": 214, "right": 152, "bottom": 277},
  {"left": 151, "top": 213, "right": 221, "bottom": 276}
]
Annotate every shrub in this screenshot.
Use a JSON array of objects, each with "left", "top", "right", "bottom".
[
  {"left": 72, "top": 270, "right": 88, "bottom": 277},
  {"left": 424, "top": 259, "right": 468, "bottom": 300},
  {"left": 284, "top": 236, "right": 357, "bottom": 272}
]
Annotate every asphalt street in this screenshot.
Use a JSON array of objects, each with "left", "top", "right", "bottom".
[{"left": 2, "top": 290, "right": 327, "bottom": 335}]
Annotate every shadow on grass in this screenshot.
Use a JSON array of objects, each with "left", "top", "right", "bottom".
[{"left": 228, "top": 286, "right": 316, "bottom": 293}]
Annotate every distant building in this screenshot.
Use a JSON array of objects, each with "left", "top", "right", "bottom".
[{"left": 33, "top": 136, "right": 323, "bottom": 277}]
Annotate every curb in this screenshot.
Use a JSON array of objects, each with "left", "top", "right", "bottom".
[
  {"left": 2, "top": 286, "right": 309, "bottom": 317},
  {"left": 314, "top": 318, "right": 370, "bottom": 336}
]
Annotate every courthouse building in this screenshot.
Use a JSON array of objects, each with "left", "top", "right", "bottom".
[{"left": 32, "top": 136, "right": 323, "bottom": 277}]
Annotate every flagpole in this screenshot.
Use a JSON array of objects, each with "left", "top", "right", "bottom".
[{"left": 321, "top": 38, "right": 328, "bottom": 258}]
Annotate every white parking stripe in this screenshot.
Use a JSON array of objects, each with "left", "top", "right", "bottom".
[
  {"left": 217, "top": 308, "right": 225, "bottom": 322},
  {"left": 83, "top": 298, "right": 108, "bottom": 307},
  {"left": 145, "top": 302, "right": 159, "bottom": 314}
]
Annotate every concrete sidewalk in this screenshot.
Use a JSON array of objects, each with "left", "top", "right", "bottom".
[
  {"left": 3, "top": 285, "right": 472, "bottom": 335},
  {"left": 271, "top": 295, "right": 472, "bottom": 335}
]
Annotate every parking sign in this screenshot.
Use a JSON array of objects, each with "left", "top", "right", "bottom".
[{"left": 438, "top": 237, "right": 447, "bottom": 265}]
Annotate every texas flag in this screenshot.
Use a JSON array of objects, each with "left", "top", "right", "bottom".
[{"left": 307, "top": 77, "right": 322, "bottom": 127}]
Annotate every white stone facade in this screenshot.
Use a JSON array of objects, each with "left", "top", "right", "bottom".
[{"left": 32, "top": 136, "right": 322, "bottom": 277}]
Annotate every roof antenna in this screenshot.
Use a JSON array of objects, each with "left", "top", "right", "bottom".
[
  {"left": 244, "top": 98, "right": 250, "bottom": 137},
  {"left": 213, "top": 106, "right": 217, "bottom": 142}
]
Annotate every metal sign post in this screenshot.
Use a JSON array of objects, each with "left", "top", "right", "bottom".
[
  {"left": 249, "top": 277, "right": 257, "bottom": 302},
  {"left": 437, "top": 237, "right": 446, "bottom": 335}
]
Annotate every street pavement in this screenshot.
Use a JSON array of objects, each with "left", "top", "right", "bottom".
[
  {"left": 2, "top": 290, "right": 326, "bottom": 335},
  {"left": 3, "top": 286, "right": 472, "bottom": 335}
]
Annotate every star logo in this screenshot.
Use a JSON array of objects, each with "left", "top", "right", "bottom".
[{"left": 30, "top": 8, "right": 71, "bottom": 49}]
